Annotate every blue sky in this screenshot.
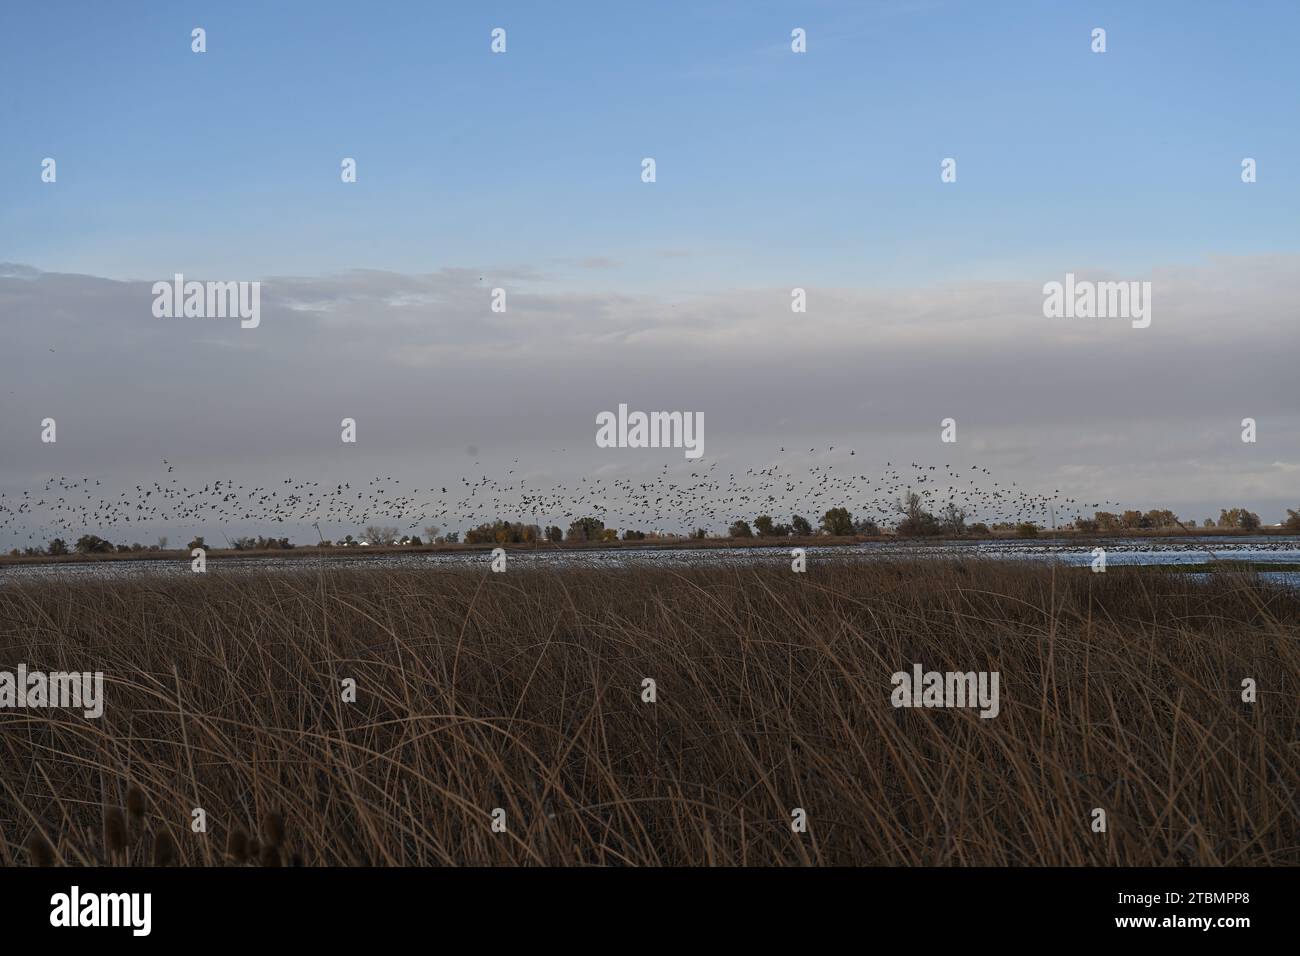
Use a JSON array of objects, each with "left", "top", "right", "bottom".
[{"left": 3, "top": 0, "right": 1297, "bottom": 290}]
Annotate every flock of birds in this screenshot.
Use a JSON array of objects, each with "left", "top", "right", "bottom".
[{"left": 0, "top": 451, "right": 1123, "bottom": 549}]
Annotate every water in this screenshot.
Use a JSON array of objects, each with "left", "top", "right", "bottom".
[{"left": 3, "top": 536, "right": 1299, "bottom": 585}]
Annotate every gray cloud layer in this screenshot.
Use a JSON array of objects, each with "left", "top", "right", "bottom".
[{"left": 1, "top": 255, "right": 1296, "bottom": 545}]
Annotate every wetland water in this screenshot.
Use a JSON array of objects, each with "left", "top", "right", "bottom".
[{"left": 3, "top": 536, "right": 1299, "bottom": 585}]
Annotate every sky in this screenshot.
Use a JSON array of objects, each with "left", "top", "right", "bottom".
[{"left": 1, "top": 1, "right": 1298, "bottom": 546}]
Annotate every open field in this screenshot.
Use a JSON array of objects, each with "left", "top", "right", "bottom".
[{"left": 1, "top": 560, "right": 1296, "bottom": 866}]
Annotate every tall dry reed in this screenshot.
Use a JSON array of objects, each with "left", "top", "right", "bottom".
[{"left": 0, "top": 560, "right": 1295, "bottom": 865}]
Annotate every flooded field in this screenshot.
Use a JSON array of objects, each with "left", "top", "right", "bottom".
[{"left": 4, "top": 536, "right": 1300, "bottom": 585}]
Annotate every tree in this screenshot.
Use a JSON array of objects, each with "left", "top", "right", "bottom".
[
  {"left": 546, "top": 526, "right": 563, "bottom": 543},
  {"left": 75, "top": 534, "right": 113, "bottom": 554},
  {"left": 465, "top": 521, "right": 524, "bottom": 545},
  {"left": 1218, "top": 508, "right": 1260, "bottom": 530},
  {"left": 938, "top": 503, "right": 966, "bottom": 536},
  {"left": 1121, "top": 510, "right": 1147, "bottom": 529},
  {"left": 187, "top": 536, "right": 205, "bottom": 550},
  {"left": 1144, "top": 509, "right": 1179, "bottom": 529},
  {"left": 728, "top": 520, "right": 753, "bottom": 538},
  {"left": 894, "top": 493, "right": 938, "bottom": 536},
  {"left": 364, "top": 526, "right": 399, "bottom": 545},
  {"left": 1285, "top": 509, "right": 1300, "bottom": 531},
  {"left": 853, "top": 518, "right": 881, "bottom": 535},
  {"left": 1094, "top": 512, "right": 1121, "bottom": 531},
  {"left": 566, "top": 517, "right": 605, "bottom": 542},
  {"left": 423, "top": 525, "right": 440, "bottom": 543},
  {"left": 1016, "top": 522, "right": 1039, "bottom": 538},
  {"left": 47, "top": 538, "right": 69, "bottom": 556},
  {"left": 820, "top": 507, "right": 854, "bottom": 536},
  {"left": 234, "top": 535, "right": 295, "bottom": 550},
  {"left": 753, "top": 515, "right": 776, "bottom": 537},
  {"left": 157, "top": 536, "right": 169, "bottom": 551},
  {"left": 791, "top": 515, "right": 812, "bottom": 536}
]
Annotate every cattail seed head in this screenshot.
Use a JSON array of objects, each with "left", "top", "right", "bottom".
[
  {"left": 247, "top": 837, "right": 261, "bottom": 860},
  {"left": 259, "top": 842, "right": 281, "bottom": 867},
  {"left": 125, "top": 785, "right": 146, "bottom": 823},
  {"left": 153, "top": 829, "right": 177, "bottom": 866},
  {"left": 261, "top": 810, "right": 285, "bottom": 848},
  {"left": 26, "top": 831, "right": 55, "bottom": 867},
  {"left": 104, "top": 806, "right": 128, "bottom": 855},
  {"left": 226, "top": 826, "right": 249, "bottom": 863}
]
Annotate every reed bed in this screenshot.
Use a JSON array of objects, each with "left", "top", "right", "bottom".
[{"left": 0, "top": 560, "right": 1295, "bottom": 865}]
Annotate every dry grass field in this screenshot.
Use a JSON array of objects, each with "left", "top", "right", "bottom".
[{"left": 0, "top": 560, "right": 1296, "bottom": 866}]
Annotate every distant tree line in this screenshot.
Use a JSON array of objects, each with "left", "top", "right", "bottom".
[
  {"left": 13, "top": 534, "right": 174, "bottom": 557},
  {"left": 230, "top": 535, "right": 295, "bottom": 550},
  {"left": 713, "top": 496, "right": 1291, "bottom": 541},
  {"left": 11, "top": 503, "right": 1299, "bottom": 558},
  {"left": 1073, "top": 508, "right": 1268, "bottom": 532}
]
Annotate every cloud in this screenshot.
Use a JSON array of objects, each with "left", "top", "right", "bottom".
[
  {"left": 0, "top": 263, "right": 42, "bottom": 279},
  {"left": 0, "top": 254, "right": 1296, "bottom": 541}
]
